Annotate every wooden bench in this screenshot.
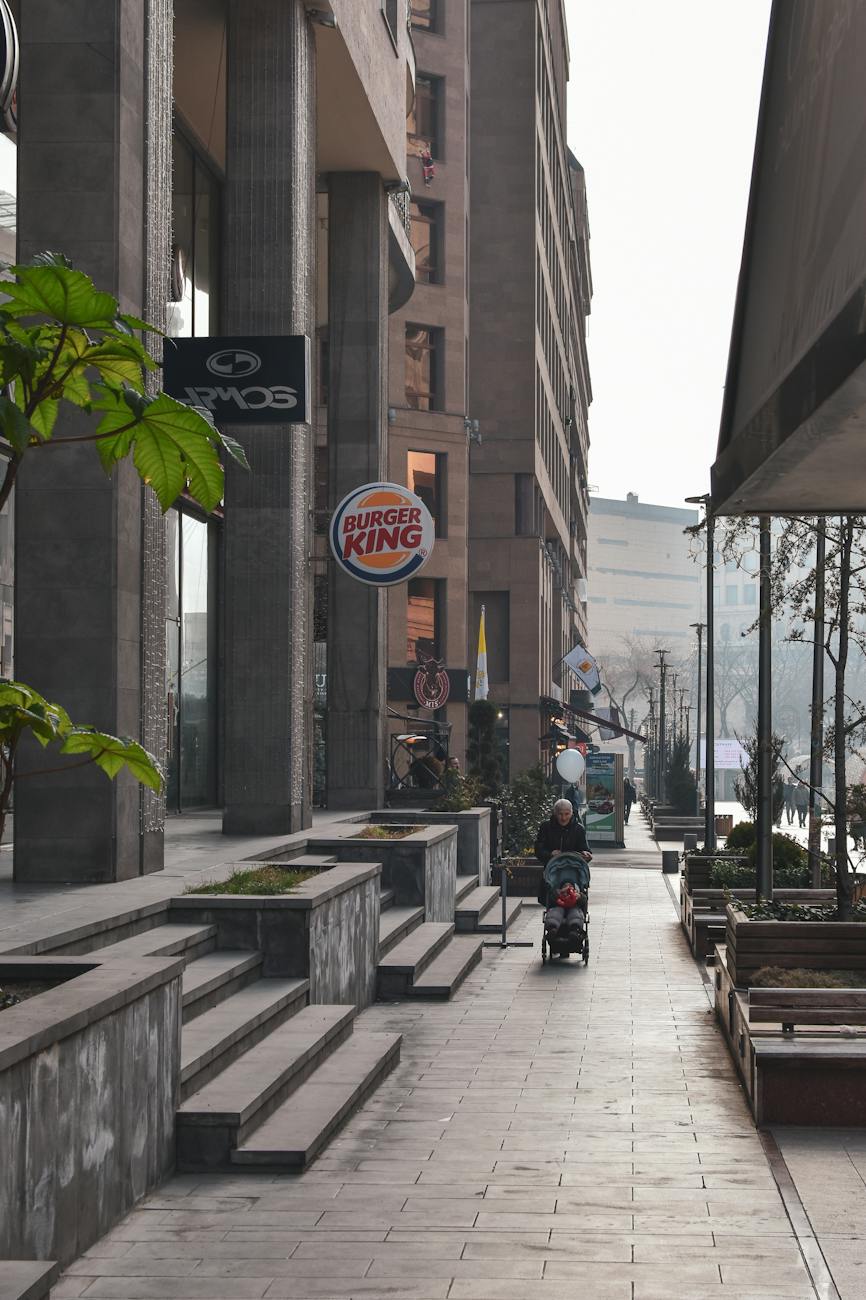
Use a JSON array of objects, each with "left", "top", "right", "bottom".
[{"left": 748, "top": 987, "right": 866, "bottom": 1033}]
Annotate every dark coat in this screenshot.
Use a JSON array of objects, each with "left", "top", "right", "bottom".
[{"left": 534, "top": 814, "right": 589, "bottom": 867}]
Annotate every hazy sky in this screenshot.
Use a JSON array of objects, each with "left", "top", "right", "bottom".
[{"left": 565, "top": 0, "right": 772, "bottom": 509}]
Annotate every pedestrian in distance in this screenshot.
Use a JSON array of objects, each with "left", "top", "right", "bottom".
[
  {"left": 623, "top": 777, "right": 636, "bottom": 824},
  {"left": 784, "top": 777, "right": 796, "bottom": 826},
  {"left": 795, "top": 780, "right": 809, "bottom": 828}
]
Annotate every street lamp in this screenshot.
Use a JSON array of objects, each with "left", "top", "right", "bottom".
[
  {"left": 690, "top": 621, "right": 706, "bottom": 818},
  {"left": 686, "top": 493, "right": 715, "bottom": 849},
  {"left": 654, "top": 649, "right": 669, "bottom": 802}
]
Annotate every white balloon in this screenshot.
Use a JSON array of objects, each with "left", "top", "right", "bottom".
[{"left": 555, "top": 749, "right": 585, "bottom": 783}]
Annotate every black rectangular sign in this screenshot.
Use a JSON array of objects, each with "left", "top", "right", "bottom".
[
  {"left": 163, "top": 335, "right": 310, "bottom": 425},
  {"left": 387, "top": 668, "right": 471, "bottom": 704}
]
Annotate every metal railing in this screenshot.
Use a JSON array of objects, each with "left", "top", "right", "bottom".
[{"left": 389, "top": 187, "right": 411, "bottom": 237}]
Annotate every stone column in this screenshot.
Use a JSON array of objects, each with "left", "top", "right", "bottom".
[
  {"left": 326, "top": 174, "right": 388, "bottom": 811},
  {"left": 221, "top": 0, "right": 315, "bottom": 835},
  {"left": 14, "top": 0, "right": 170, "bottom": 881}
]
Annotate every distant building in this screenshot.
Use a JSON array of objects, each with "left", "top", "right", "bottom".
[{"left": 587, "top": 494, "right": 700, "bottom": 662}]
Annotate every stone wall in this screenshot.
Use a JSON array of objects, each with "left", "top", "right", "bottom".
[
  {"left": 0, "top": 956, "right": 181, "bottom": 1266},
  {"left": 304, "top": 826, "right": 458, "bottom": 922},
  {"left": 369, "top": 809, "right": 490, "bottom": 885}
]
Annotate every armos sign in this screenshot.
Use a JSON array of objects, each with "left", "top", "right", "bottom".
[{"left": 330, "top": 482, "right": 434, "bottom": 586}]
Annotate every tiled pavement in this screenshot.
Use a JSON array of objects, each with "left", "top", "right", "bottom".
[{"left": 56, "top": 864, "right": 825, "bottom": 1300}]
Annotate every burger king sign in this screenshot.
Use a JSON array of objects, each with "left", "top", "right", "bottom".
[{"left": 329, "top": 482, "right": 435, "bottom": 586}]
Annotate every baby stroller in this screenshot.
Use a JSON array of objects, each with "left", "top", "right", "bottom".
[{"left": 540, "top": 852, "right": 590, "bottom": 965}]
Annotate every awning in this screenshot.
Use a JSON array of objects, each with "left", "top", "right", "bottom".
[{"left": 541, "top": 696, "right": 646, "bottom": 745}]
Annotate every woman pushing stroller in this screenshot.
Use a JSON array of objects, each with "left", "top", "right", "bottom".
[{"left": 534, "top": 798, "right": 592, "bottom": 946}]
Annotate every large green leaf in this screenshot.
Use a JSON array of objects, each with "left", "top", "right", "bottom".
[
  {"left": 0, "top": 395, "right": 35, "bottom": 454},
  {"left": 60, "top": 729, "right": 164, "bottom": 791},
  {"left": 94, "top": 387, "right": 226, "bottom": 511},
  {"left": 0, "top": 679, "right": 71, "bottom": 746},
  {"left": 2, "top": 264, "right": 118, "bottom": 328}
]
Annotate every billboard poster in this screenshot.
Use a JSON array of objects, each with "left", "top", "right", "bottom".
[{"left": 586, "top": 753, "right": 619, "bottom": 844}]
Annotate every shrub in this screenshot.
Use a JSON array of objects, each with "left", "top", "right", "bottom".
[
  {"left": 500, "top": 764, "right": 554, "bottom": 856},
  {"left": 726, "top": 821, "right": 756, "bottom": 850},
  {"left": 467, "top": 700, "right": 502, "bottom": 796},
  {"left": 751, "top": 966, "right": 866, "bottom": 989},
  {"left": 186, "top": 866, "right": 319, "bottom": 896},
  {"left": 432, "top": 769, "right": 485, "bottom": 812}
]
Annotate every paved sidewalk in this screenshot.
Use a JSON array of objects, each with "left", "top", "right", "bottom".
[{"left": 57, "top": 866, "right": 824, "bottom": 1300}]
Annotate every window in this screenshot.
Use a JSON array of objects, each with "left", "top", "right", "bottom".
[
  {"left": 405, "top": 324, "right": 442, "bottom": 410},
  {"left": 408, "top": 450, "right": 445, "bottom": 535},
  {"left": 410, "top": 199, "right": 442, "bottom": 284},
  {"left": 743, "top": 584, "right": 757, "bottom": 605},
  {"left": 169, "top": 132, "right": 221, "bottom": 338},
  {"left": 382, "top": 0, "right": 399, "bottom": 46},
  {"left": 411, "top": 0, "right": 439, "bottom": 31},
  {"left": 407, "top": 578, "right": 443, "bottom": 662},
  {"left": 725, "top": 585, "right": 738, "bottom": 605},
  {"left": 408, "top": 74, "right": 442, "bottom": 157}
]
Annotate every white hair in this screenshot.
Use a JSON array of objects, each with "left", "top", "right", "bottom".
[{"left": 553, "top": 799, "right": 573, "bottom": 814}]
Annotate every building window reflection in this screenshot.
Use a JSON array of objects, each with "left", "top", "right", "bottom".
[
  {"left": 168, "top": 132, "right": 221, "bottom": 339},
  {"left": 411, "top": 0, "right": 439, "bottom": 32},
  {"left": 406, "top": 323, "right": 442, "bottom": 410},
  {"left": 165, "top": 507, "right": 219, "bottom": 811},
  {"left": 408, "top": 449, "right": 445, "bottom": 535},
  {"left": 408, "top": 74, "right": 442, "bottom": 158},
  {"left": 407, "top": 577, "right": 443, "bottom": 663},
  {"left": 409, "top": 199, "right": 441, "bottom": 284}
]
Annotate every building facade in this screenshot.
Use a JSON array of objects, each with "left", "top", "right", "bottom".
[
  {"left": 5, "top": 0, "right": 417, "bottom": 879},
  {"left": 385, "top": 0, "right": 473, "bottom": 772},
  {"left": 467, "top": 0, "right": 592, "bottom": 778}
]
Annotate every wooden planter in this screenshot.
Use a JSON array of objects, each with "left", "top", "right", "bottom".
[
  {"left": 682, "top": 853, "right": 749, "bottom": 891},
  {"left": 725, "top": 903, "right": 866, "bottom": 987}
]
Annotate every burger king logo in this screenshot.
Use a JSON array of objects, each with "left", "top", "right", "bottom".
[{"left": 329, "top": 482, "right": 435, "bottom": 586}]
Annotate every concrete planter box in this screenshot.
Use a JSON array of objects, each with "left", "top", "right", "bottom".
[
  {"left": 302, "top": 824, "right": 457, "bottom": 922},
  {"left": 0, "top": 955, "right": 181, "bottom": 1267},
  {"left": 682, "top": 853, "right": 749, "bottom": 891},
  {"left": 725, "top": 903, "right": 866, "bottom": 987},
  {"left": 365, "top": 808, "right": 491, "bottom": 884},
  {"left": 172, "top": 863, "right": 380, "bottom": 1009}
]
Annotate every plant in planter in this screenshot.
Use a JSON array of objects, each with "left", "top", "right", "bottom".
[
  {"left": 499, "top": 763, "right": 554, "bottom": 856},
  {"left": 356, "top": 824, "right": 420, "bottom": 840},
  {"left": 432, "top": 768, "right": 485, "bottom": 812},
  {"left": 733, "top": 729, "right": 786, "bottom": 825},
  {"left": 185, "top": 865, "right": 320, "bottom": 896},
  {"left": 0, "top": 255, "right": 248, "bottom": 844},
  {"left": 666, "top": 736, "right": 696, "bottom": 814}
]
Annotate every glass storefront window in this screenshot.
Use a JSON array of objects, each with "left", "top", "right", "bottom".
[
  {"left": 169, "top": 133, "right": 221, "bottom": 339},
  {"left": 165, "top": 507, "right": 218, "bottom": 811}
]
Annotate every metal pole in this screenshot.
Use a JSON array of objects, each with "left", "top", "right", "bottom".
[
  {"left": 756, "top": 515, "right": 773, "bottom": 902},
  {"left": 647, "top": 687, "right": 655, "bottom": 797},
  {"left": 705, "top": 510, "right": 716, "bottom": 849},
  {"left": 808, "top": 521, "right": 826, "bottom": 888},
  {"left": 656, "top": 651, "right": 668, "bottom": 802},
  {"left": 692, "top": 624, "right": 704, "bottom": 818}
]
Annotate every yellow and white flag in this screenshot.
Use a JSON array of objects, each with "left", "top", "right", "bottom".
[{"left": 474, "top": 605, "right": 489, "bottom": 700}]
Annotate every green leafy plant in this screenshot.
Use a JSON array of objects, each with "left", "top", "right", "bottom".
[
  {"left": 0, "top": 679, "right": 163, "bottom": 843},
  {"left": 356, "top": 825, "right": 418, "bottom": 840},
  {"left": 467, "top": 700, "right": 502, "bottom": 796},
  {"left": 736, "top": 897, "right": 866, "bottom": 922},
  {"left": 0, "top": 254, "right": 250, "bottom": 845},
  {"left": 725, "top": 820, "right": 757, "bottom": 850},
  {"left": 499, "top": 763, "right": 554, "bottom": 857},
  {"left": 0, "top": 254, "right": 247, "bottom": 515}
]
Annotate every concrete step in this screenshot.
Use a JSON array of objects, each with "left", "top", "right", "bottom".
[
  {"left": 181, "top": 950, "right": 263, "bottom": 1022},
  {"left": 454, "top": 884, "right": 500, "bottom": 931},
  {"left": 91, "top": 921, "right": 217, "bottom": 964},
  {"left": 378, "top": 905, "right": 424, "bottom": 957},
  {"left": 456, "top": 874, "right": 479, "bottom": 905},
  {"left": 0, "top": 1258, "right": 58, "bottom": 1300},
  {"left": 476, "top": 896, "right": 524, "bottom": 934},
  {"left": 376, "top": 921, "right": 454, "bottom": 998},
  {"left": 231, "top": 1031, "right": 401, "bottom": 1170},
  {"left": 0, "top": 1263, "right": 58, "bottom": 1300},
  {"left": 410, "top": 934, "right": 484, "bottom": 999},
  {"left": 176, "top": 1004, "right": 356, "bottom": 1170},
  {"left": 379, "top": 886, "right": 396, "bottom": 911},
  {"left": 180, "top": 977, "right": 309, "bottom": 1100}
]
